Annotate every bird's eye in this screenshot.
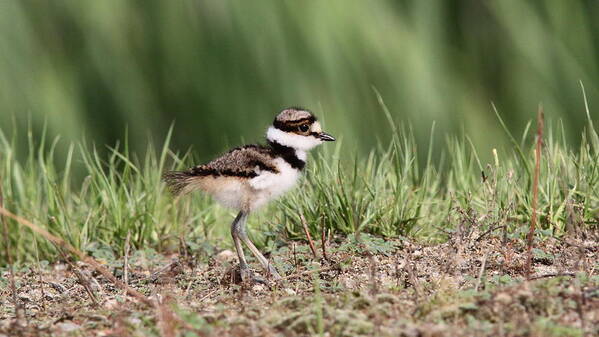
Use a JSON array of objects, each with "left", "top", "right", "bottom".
[{"left": 298, "top": 125, "right": 309, "bottom": 132}]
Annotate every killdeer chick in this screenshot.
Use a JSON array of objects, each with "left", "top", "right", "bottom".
[{"left": 163, "top": 108, "right": 335, "bottom": 283}]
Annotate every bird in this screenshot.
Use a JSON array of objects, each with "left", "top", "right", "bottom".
[{"left": 163, "top": 108, "right": 335, "bottom": 283}]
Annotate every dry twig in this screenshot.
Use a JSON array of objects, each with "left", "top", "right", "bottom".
[
  {"left": 406, "top": 253, "right": 420, "bottom": 302},
  {"left": 474, "top": 253, "right": 488, "bottom": 291},
  {"left": 321, "top": 218, "right": 328, "bottom": 261},
  {"left": 292, "top": 242, "right": 298, "bottom": 272},
  {"left": 148, "top": 259, "right": 181, "bottom": 281},
  {"left": 475, "top": 224, "right": 506, "bottom": 242},
  {"left": 57, "top": 246, "right": 100, "bottom": 307},
  {"left": 124, "top": 230, "right": 131, "bottom": 286},
  {"left": 32, "top": 236, "right": 47, "bottom": 311},
  {"left": 528, "top": 273, "right": 576, "bottom": 280},
  {"left": 300, "top": 214, "right": 318, "bottom": 259},
  {"left": 526, "top": 105, "right": 544, "bottom": 279}
]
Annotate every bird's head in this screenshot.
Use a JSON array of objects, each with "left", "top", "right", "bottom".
[{"left": 266, "top": 108, "right": 335, "bottom": 151}]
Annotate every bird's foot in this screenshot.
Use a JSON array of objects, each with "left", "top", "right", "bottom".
[
  {"left": 222, "top": 264, "right": 266, "bottom": 285},
  {"left": 222, "top": 264, "right": 281, "bottom": 286},
  {"left": 239, "top": 265, "right": 267, "bottom": 285},
  {"left": 265, "top": 264, "right": 283, "bottom": 281}
]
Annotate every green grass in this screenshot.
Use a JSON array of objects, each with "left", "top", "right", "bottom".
[{"left": 1, "top": 98, "right": 597, "bottom": 264}]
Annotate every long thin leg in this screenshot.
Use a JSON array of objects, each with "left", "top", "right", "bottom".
[
  {"left": 231, "top": 211, "right": 264, "bottom": 283},
  {"left": 236, "top": 213, "right": 282, "bottom": 280},
  {"left": 231, "top": 212, "right": 249, "bottom": 268}
]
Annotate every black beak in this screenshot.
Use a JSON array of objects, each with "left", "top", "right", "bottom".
[{"left": 319, "top": 132, "right": 335, "bottom": 142}]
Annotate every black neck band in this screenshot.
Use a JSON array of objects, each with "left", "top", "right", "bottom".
[{"left": 267, "top": 140, "right": 305, "bottom": 170}]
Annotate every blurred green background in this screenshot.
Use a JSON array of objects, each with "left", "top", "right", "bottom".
[{"left": 1, "top": 0, "right": 598, "bottom": 164}]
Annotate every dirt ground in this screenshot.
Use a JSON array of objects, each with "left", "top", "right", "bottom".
[{"left": 1, "top": 232, "right": 597, "bottom": 337}]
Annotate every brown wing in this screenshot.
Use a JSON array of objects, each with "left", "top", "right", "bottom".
[
  {"left": 189, "top": 145, "right": 278, "bottom": 178},
  {"left": 162, "top": 145, "right": 278, "bottom": 196}
]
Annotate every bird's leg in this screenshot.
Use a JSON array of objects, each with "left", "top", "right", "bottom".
[
  {"left": 236, "top": 214, "right": 282, "bottom": 280},
  {"left": 231, "top": 211, "right": 265, "bottom": 284}
]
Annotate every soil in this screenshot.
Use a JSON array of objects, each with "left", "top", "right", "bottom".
[{"left": 1, "top": 234, "right": 597, "bottom": 336}]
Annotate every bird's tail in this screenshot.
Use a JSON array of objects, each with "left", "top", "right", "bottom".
[{"left": 162, "top": 170, "right": 197, "bottom": 196}]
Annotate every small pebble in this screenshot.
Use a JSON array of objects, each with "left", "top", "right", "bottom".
[
  {"left": 56, "top": 322, "right": 80, "bottom": 332},
  {"left": 103, "top": 299, "right": 119, "bottom": 309},
  {"left": 495, "top": 292, "right": 512, "bottom": 305},
  {"left": 215, "top": 250, "right": 236, "bottom": 263},
  {"left": 252, "top": 284, "right": 267, "bottom": 292}
]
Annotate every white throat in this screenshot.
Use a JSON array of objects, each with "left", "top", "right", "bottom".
[
  {"left": 266, "top": 126, "right": 322, "bottom": 152},
  {"left": 295, "top": 150, "right": 307, "bottom": 161}
]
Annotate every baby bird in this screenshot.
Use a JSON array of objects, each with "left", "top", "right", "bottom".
[{"left": 163, "top": 108, "right": 335, "bottom": 283}]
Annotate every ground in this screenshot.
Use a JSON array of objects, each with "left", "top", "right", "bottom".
[{"left": 1, "top": 230, "right": 597, "bottom": 337}]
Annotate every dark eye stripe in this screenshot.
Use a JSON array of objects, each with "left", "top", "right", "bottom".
[
  {"left": 273, "top": 116, "right": 317, "bottom": 132},
  {"left": 274, "top": 121, "right": 312, "bottom": 132}
]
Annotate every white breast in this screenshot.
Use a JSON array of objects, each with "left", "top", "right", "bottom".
[
  {"left": 248, "top": 158, "right": 301, "bottom": 210},
  {"left": 194, "top": 176, "right": 250, "bottom": 210}
]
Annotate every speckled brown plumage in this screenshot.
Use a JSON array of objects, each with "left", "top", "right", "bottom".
[
  {"left": 192, "top": 145, "right": 278, "bottom": 177},
  {"left": 162, "top": 144, "right": 280, "bottom": 196}
]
